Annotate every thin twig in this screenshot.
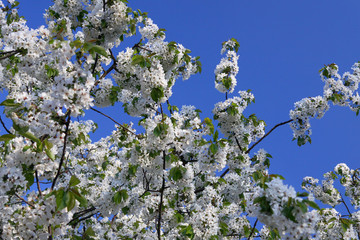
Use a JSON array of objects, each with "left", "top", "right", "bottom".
[
  {"left": 221, "top": 120, "right": 292, "bottom": 179},
  {"left": 35, "top": 170, "right": 42, "bottom": 197},
  {"left": 91, "top": 54, "right": 99, "bottom": 74},
  {"left": 90, "top": 107, "right": 137, "bottom": 136},
  {"left": 234, "top": 136, "right": 243, "bottom": 152},
  {"left": 14, "top": 193, "right": 35, "bottom": 208},
  {"left": 133, "top": 43, "right": 153, "bottom": 53},
  {"left": 245, "top": 119, "right": 293, "bottom": 154},
  {"left": 166, "top": 100, "right": 173, "bottom": 114},
  {"left": 340, "top": 194, "right": 352, "bottom": 217},
  {"left": 0, "top": 116, "right": 11, "bottom": 134},
  {"left": 51, "top": 112, "right": 71, "bottom": 191},
  {"left": 248, "top": 218, "right": 258, "bottom": 240}
]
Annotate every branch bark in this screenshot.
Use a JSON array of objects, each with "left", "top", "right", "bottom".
[
  {"left": 51, "top": 112, "right": 71, "bottom": 191},
  {"left": 245, "top": 119, "right": 293, "bottom": 154},
  {"left": 90, "top": 107, "right": 137, "bottom": 136},
  {"left": 157, "top": 151, "right": 167, "bottom": 240}
]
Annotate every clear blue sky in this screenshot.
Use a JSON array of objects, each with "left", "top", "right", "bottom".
[{"left": 12, "top": 0, "right": 360, "bottom": 192}]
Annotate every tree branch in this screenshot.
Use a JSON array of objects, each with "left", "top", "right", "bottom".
[
  {"left": 0, "top": 49, "right": 21, "bottom": 61},
  {"left": 14, "top": 193, "right": 35, "bottom": 208},
  {"left": 340, "top": 194, "right": 352, "bottom": 217},
  {"left": 157, "top": 151, "right": 167, "bottom": 240},
  {"left": 90, "top": 107, "right": 137, "bottom": 136},
  {"left": 68, "top": 206, "right": 97, "bottom": 227},
  {"left": 248, "top": 218, "right": 258, "bottom": 240},
  {"left": 35, "top": 170, "right": 42, "bottom": 197},
  {"left": 245, "top": 119, "right": 293, "bottom": 154},
  {"left": 91, "top": 54, "right": 99, "bottom": 74},
  {"left": 0, "top": 116, "right": 11, "bottom": 134},
  {"left": 51, "top": 112, "right": 71, "bottom": 191}
]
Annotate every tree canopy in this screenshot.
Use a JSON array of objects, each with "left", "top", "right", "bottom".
[{"left": 0, "top": 0, "right": 360, "bottom": 239}]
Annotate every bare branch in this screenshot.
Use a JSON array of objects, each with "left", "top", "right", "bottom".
[
  {"left": 14, "top": 193, "right": 35, "bottom": 208},
  {"left": 246, "top": 119, "right": 293, "bottom": 154},
  {"left": 0, "top": 116, "right": 11, "bottom": 134},
  {"left": 248, "top": 218, "right": 258, "bottom": 240},
  {"left": 0, "top": 49, "right": 21, "bottom": 61},
  {"left": 157, "top": 151, "right": 167, "bottom": 240},
  {"left": 90, "top": 107, "right": 137, "bottom": 136},
  {"left": 35, "top": 170, "right": 42, "bottom": 197},
  {"left": 51, "top": 112, "right": 71, "bottom": 191}
]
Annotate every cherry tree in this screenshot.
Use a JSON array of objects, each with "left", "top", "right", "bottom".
[{"left": 0, "top": 0, "right": 360, "bottom": 239}]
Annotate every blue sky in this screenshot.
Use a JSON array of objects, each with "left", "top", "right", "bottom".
[{"left": 12, "top": 0, "right": 360, "bottom": 194}]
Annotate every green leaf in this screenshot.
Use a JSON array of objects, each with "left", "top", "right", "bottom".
[
  {"left": 296, "top": 192, "right": 309, "bottom": 197},
  {"left": 69, "top": 175, "right": 81, "bottom": 187},
  {"left": 169, "top": 166, "right": 186, "bottom": 181},
  {"left": 55, "top": 189, "right": 67, "bottom": 211},
  {"left": 128, "top": 164, "right": 138, "bottom": 177},
  {"left": 153, "top": 123, "right": 169, "bottom": 137},
  {"left": 150, "top": 86, "right": 164, "bottom": 102},
  {"left": 254, "top": 196, "right": 273, "bottom": 215},
  {"left": 84, "top": 226, "right": 96, "bottom": 237},
  {"left": 122, "top": 206, "right": 130, "bottom": 214},
  {"left": 209, "top": 143, "right": 218, "bottom": 155},
  {"left": 174, "top": 212, "right": 184, "bottom": 223},
  {"left": 0, "top": 99, "right": 20, "bottom": 107},
  {"left": 303, "top": 199, "right": 320, "bottom": 210},
  {"left": 180, "top": 225, "right": 194, "bottom": 239},
  {"left": 12, "top": 122, "right": 29, "bottom": 134},
  {"left": 43, "top": 139, "right": 53, "bottom": 149},
  {"left": 0, "top": 134, "right": 16, "bottom": 141},
  {"left": 219, "top": 221, "right": 229, "bottom": 235},
  {"left": 69, "top": 188, "right": 88, "bottom": 207},
  {"left": 204, "top": 117, "right": 214, "bottom": 134},
  {"left": 21, "top": 131, "right": 40, "bottom": 144},
  {"left": 113, "top": 189, "right": 129, "bottom": 204},
  {"left": 131, "top": 55, "right": 145, "bottom": 65},
  {"left": 45, "top": 148, "right": 55, "bottom": 160},
  {"left": 66, "top": 191, "right": 76, "bottom": 211},
  {"left": 91, "top": 45, "right": 108, "bottom": 57}
]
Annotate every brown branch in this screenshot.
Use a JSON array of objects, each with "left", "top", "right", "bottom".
[
  {"left": 35, "top": 170, "right": 42, "bottom": 197},
  {"left": 132, "top": 43, "right": 153, "bottom": 53},
  {"left": 94, "top": 49, "right": 117, "bottom": 86},
  {"left": 245, "top": 119, "right": 293, "bottom": 154},
  {"left": 0, "top": 50, "right": 20, "bottom": 61},
  {"left": 90, "top": 107, "right": 137, "bottom": 136},
  {"left": 166, "top": 100, "right": 173, "bottom": 114},
  {"left": 248, "top": 218, "right": 258, "bottom": 240},
  {"left": 14, "top": 193, "right": 35, "bottom": 208},
  {"left": 51, "top": 112, "right": 71, "bottom": 191},
  {"left": 68, "top": 206, "right": 97, "bottom": 227},
  {"left": 91, "top": 54, "right": 99, "bottom": 74},
  {"left": 234, "top": 136, "right": 243, "bottom": 152},
  {"left": 219, "top": 135, "right": 241, "bottom": 178},
  {"left": 340, "top": 194, "right": 352, "bottom": 217},
  {"left": 0, "top": 116, "right": 11, "bottom": 134},
  {"left": 157, "top": 151, "right": 167, "bottom": 240}
]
